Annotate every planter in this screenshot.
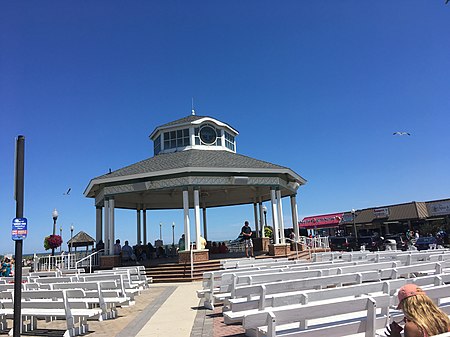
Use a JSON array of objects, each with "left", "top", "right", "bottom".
[
  {"left": 178, "top": 250, "right": 209, "bottom": 264},
  {"left": 268, "top": 243, "right": 290, "bottom": 256}
]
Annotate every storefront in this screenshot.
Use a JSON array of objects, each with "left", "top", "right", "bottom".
[
  {"left": 300, "top": 198, "right": 450, "bottom": 240},
  {"left": 352, "top": 202, "right": 428, "bottom": 236},
  {"left": 299, "top": 213, "right": 343, "bottom": 236}
]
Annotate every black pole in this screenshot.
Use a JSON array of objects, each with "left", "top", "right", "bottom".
[
  {"left": 51, "top": 217, "right": 56, "bottom": 256},
  {"left": 13, "top": 135, "right": 25, "bottom": 337}
]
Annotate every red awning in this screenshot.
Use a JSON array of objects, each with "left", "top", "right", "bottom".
[{"left": 299, "top": 213, "right": 343, "bottom": 229}]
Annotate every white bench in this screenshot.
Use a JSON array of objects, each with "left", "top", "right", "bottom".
[
  {"left": 80, "top": 273, "right": 138, "bottom": 302},
  {"left": 0, "top": 289, "right": 102, "bottom": 337},
  {"left": 51, "top": 281, "right": 130, "bottom": 319},
  {"left": 229, "top": 271, "right": 373, "bottom": 304},
  {"left": 221, "top": 258, "right": 290, "bottom": 269},
  {"left": 243, "top": 294, "right": 391, "bottom": 337}
]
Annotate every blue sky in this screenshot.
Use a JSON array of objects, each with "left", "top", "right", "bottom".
[{"left": 1, "top": 1, "right": 449, "bottom": 254}]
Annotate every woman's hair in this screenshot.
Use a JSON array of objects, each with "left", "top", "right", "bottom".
[{"left": 402, "top": 289, "right": 450, "bottom": 336}]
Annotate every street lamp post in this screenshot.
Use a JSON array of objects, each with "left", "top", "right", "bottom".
[
  {"left": 351, "top": 209, "right": 358, "bottom": 240},
  {"left": 159, "top": 222, "right": 162, "bottom": 241},
  {"left": 52, "top": 209, "right": 58, "bottom": 256},
  {"left": 172, "top": 222, "right": 175, "bottom": 247},
  {"left": 262, "top": 205, "right": 268, "bottom": 237},
  {"left": 70, "top": 225, "right": 74, "bottom": 253},
  {"left": 59, "top": 226, "right": 63, "bottom": 253}
]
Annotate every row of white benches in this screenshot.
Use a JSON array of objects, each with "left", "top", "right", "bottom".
[
  {"left": 311, "top": 248, "right": 450, "bottom": 262},
  {"left": 199, "top": 250, "right": 450, "bottom": 309},
  {"left": 200, "top": 250, "right": 450, "bottom": 336},
  {"left": 241, "top": 283, "right": 450, "bottom": 337},
  {"left": 0, "top": 266, "right": 151, "bottom": 336}
]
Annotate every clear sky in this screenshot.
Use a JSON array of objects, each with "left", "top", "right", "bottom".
[{"left": 1, "top": 1, "right": 449, "bottom": 254}]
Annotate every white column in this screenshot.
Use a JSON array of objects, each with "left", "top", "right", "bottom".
[
  {"left": 271, "top": 189, "right": 280, "bottom": 244},
  {"left": 194, "top": 189, "right": 201, "bottom": 250},
  {"left": 183, "top": 190, "right": 191, "bottom": 251},
  {"left": 253, "top": 203, "right": 259, "bottom": 238},
  {"left": 96, "top": 206, "right": 102, "bottom": 244},
  {"left": 104, "top": 199, "right": 110, "bottom": 254},
  {"left": 202, "top": 207, "right": 208, "bottom": 241},
  {"left": 290, "top": 195, "right": 299, "bottom": 240},
  {"left": 259, "top": 202, "right": 265, "bottom": 238},
  {"left": 137, "top": 209, "right": 141, "bottom": 244},
  {"left": 277, "top": 190, "right": 285, "bottom": 243},
  {"left": 109, "top": 198, "right": 115, "bottom": 256},
  {"left": 143, "top": 209, "right": 147, "bottom": 245}
]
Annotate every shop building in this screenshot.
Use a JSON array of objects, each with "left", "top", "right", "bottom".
[{"left": 301, "top": 198, "right": 450, "bottom": 237}]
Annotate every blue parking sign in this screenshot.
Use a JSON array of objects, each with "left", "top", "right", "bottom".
[{"left": 12, "top": 217, "right": 27, "bottom": 240}]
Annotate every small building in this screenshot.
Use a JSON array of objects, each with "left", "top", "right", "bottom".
[{"left": 67, "top": 231, "right": 95, "bottom": 253}]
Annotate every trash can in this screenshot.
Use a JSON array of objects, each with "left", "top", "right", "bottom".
[{"left": 385, "top": 239, "right": 396, "bottom": 251}]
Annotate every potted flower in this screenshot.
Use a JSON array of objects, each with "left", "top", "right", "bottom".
[{"left": 44, "top": 235, "right": 63, "bottom": 250}]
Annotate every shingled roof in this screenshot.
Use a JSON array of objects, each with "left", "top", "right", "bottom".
[
  {"left": 157, "top": 115, "right": 209, "bottom": 128},
  {"left": 95, "top": 149, "right": 295, "bottom": 180},
  {"left": 67, "top": 231, "right": 95, "bottom": 248}
]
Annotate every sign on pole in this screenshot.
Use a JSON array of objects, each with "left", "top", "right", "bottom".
[{"left": 12, "top": 217, "right": 28, "bottom": 240}]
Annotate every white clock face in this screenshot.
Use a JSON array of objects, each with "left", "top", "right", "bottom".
[{"left": 199, "top": 126, "right": 217, "bottom": 145}]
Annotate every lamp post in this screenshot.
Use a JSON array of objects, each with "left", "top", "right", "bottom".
[
  {"left": 52, "top": 209, "right": 58, "bottom": 256},
  {"left": 70, "top": 225, "right": 74, "bottom": 253},
  {"left": 159, "top": 222, "right": 162, "bottom": 241},
  {"left": 172, "top": 222, "right": 175, "bottom": 247},
  {"left": 262, "top": 205, "right": 268, "bottom": 237},
  {"left": 59, "top": 226, "right": 63, "bottom": 253},
  {"left": 351, "top": 209, "right": 358, "bottom": 240}
]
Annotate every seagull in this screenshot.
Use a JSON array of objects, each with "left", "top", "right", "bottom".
[
  {"left": 63, "top": 188, "right": 71, "bottom": 195},
  {"left": 393, "top": 132, "right": 411, "bottom": 136}
]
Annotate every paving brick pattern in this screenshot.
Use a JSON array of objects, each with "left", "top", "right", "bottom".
[
  {"left": 191, "top": 301, "right": 245, "bottom": 337},
  {"left": 2, "top": 286, "right": 169, "bottom": 337}
]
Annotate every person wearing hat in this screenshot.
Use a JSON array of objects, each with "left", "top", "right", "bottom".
[{"left": 386, "top": 284, "right": 450, "bottom": 337}]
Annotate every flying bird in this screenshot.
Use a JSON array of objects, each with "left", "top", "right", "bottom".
[
  {"left": 393, "top": 132, "right": 411, "bottom": 136},
  {"left": 63, "top": 188, "right": 71, "bottom": 195}
]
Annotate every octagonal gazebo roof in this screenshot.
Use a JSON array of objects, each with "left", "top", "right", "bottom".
[
  {"left": 84, "top": 114, "right": 306, "bottom": 210},
  {"left": 84, "top": 149, "right": 306, "bottom": 209}
]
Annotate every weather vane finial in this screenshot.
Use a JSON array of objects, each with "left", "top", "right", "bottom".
[{"left": 191, "top": 97, "right": 196, "bottom": 115}]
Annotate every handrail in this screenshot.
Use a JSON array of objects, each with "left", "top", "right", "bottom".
[
  {"left": 190, "top": 243, "right": 194, "bottom": 279},
  {"left": 285, "top": 237, "right": 299, "bottom": 260},
  {"left": 75, "top": 249, "right": 104, "bottom": 273}
]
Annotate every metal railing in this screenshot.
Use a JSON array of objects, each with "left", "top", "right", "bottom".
[
  {"left": 75, "top": 249, "right": 103, "bottom": 273},
  {"left": 33, "top": 250, "right": 103, "bottom": 272},
  {"left": 284, "top": 237, "right": 300, "bottom": 260}
]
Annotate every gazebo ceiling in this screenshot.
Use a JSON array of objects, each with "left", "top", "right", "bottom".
[{"left": 85, "top": 149, "right": 306, "bottom": 210}]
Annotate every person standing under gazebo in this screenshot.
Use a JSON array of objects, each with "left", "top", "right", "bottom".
[{"left": 241, "top": 221, "right": 254, "bottom": 258}]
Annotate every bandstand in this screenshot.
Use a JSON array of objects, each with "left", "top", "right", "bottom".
[{"left": 84, "top": 112, "right": 307, "bottom": 265}]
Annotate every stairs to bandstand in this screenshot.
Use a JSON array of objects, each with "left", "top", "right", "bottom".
[
  {"left": 145, "top": 248, "right": 330, "bottom": 283},
  {"left": 145, "top": 260, "right": 222, "bottom": 283}
]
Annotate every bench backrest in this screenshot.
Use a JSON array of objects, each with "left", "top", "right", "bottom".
[
  {"left": 233, "top": 272, "right": 367, "bottom": 299},
  {"left": 243, "top": 294, "right": 390, "bottom": 333}
]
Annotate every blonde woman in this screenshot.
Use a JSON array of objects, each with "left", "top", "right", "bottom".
[{"left": 386, "top": 284, "right": 450, "bottom": 337}]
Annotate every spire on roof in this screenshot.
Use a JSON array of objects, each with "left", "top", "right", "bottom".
[{"left": 191, "top": 97, "right": 195, "bottom": 115}]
